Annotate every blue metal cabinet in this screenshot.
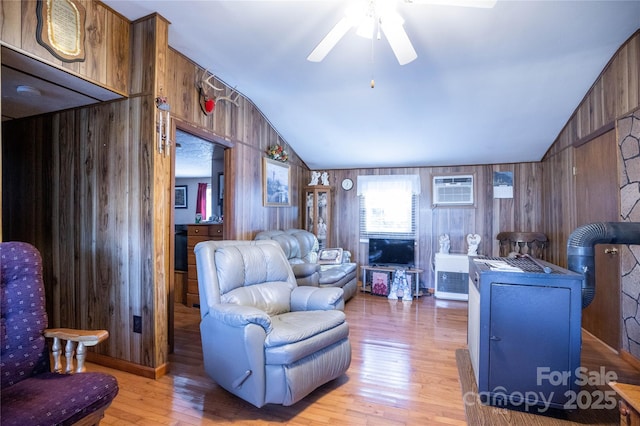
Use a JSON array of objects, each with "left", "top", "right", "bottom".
[{"left": 468, "top": 257, "right": 583, "bottom": 411}]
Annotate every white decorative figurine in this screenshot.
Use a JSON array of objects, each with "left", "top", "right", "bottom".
[
  {"left": 321, "top": 171, "right": 330, "bottom": 186},
  {"left": 318, "top": 192, "right": 327, "bottom": 207},
  {"left": 317, "top": 217, "right": 327, "bottom": 238},
  {"left": 388, "top": 269, "right": 412, "bottom": 302},
  {"left": 309, "top": 171, "right": 320, "bottom": 186},
  {"left": 439, "top": 234, "right": 450, "bottom": 254},
  {"left": 467, "top": 233, "right": 481, "bottom": 256}
]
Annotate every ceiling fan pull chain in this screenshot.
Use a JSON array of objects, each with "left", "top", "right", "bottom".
[
  {"left": 370, "top": 14, "right": 382, "bottom": 88},
  {"left": 370, "top": 29, "right": 376, "bottom": 88}
]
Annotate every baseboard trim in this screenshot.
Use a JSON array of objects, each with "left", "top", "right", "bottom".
[
  {"left": 580, "top": 328, "right": 640, "bottom": 374},
  {"left": 87, "top": 352, "right": 168, "bottom": 379},
  {"left": 620, "top": 349, "right": 640, "bottom": 373},
  {"left": 581, "top": 327, "right": 619, "bottom": 354}
]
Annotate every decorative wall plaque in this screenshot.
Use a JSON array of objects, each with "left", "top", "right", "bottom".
[{"left": 36, "top": 0, "right": 86, "bottom": 62}]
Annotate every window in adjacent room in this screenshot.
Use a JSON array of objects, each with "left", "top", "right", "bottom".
[{"left": 206, "top": 184, "right": 212, "bottom": 220}]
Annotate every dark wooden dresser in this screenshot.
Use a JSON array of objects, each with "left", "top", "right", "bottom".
[{"left": 187, "top": 224, "right": 223, "bottom": 308}]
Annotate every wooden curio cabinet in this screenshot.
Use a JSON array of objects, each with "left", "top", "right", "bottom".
[{"left": 303, "top": 185, "right": 332, "bottom": 249}]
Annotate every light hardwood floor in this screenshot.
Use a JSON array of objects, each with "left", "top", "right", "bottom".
[{"left": 94, "top": 293, "right": 638, "bottom": 425}]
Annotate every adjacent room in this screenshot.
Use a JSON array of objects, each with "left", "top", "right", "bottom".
[{"left": 2, "top": 0, "right": 640, "bottom": 424}]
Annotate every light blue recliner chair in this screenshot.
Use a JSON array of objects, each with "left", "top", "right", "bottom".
[{"left": 194, "top": 240, "right": 352, "bottom": 407}]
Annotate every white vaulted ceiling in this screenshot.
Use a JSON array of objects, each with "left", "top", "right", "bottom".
[{"left": 7, "top": 1, "right": 640, "bottom": 170}]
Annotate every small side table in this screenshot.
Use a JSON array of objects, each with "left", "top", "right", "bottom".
[
  {"left": 610, "top": 382, "right": 640, "bottom": 426},
  {"left": 360, "top": 265, "right": 424, "bottom": 298}
]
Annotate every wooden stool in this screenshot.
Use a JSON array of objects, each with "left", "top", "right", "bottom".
[{"left": 609, "top": 382, "right": 640, "bottom": 426}]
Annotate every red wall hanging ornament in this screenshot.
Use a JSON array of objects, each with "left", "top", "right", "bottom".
[
  {"left": 205, "top": 97, "right": 215, "bottom": 113},
  {"left": 199, "top": 87, "right": 215, "bottom": 115}
]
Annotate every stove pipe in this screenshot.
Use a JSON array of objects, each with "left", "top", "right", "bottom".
[{"left": 567, "top": 222, "right": 640, "bottom": 308}]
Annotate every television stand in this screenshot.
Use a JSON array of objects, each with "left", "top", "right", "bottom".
[{"left": 360, "top": 265, "right": 424, "bottom": 298}]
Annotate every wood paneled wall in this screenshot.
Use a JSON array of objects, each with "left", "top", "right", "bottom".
[
  {"left": 542, "top": 30, "right": 639, "bottom": 267},
  {"left": 0, "top": 0, "right": 130, "bottom": 95},
  {"left": 2, "top": 1, "right": 310, "bottom": 375},
  {"left": 2, "top": 1, "right": 638, "bottom": 373},
  {"left": 164, "top": 48, "right": 308, "bottom": 239},
  {"left": 328, "top": 162, "right": 543, "bottom": 288},
  {"left": 1, "top": 8, "right": 173, "bottom": 374},
  {"left": 130, "top": 13, "right": 171, "bottom": 371},
  {"left": 2, "top": 96, "right": 150, "bottom": 362},
  {"left": 541, "top": 31, "right": 639, "bottom": 361}
]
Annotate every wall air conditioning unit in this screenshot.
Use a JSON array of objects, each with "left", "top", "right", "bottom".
[{"left": 432, "top": 174, "right": 474, "bottom": 206}]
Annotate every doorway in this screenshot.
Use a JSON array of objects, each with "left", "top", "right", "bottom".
[{"left": 169, "top": 121, "right": 227, "bottom": 353}]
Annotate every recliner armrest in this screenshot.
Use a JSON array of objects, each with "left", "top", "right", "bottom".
[
  {"left": 291, "top": 263, "right": 320, "bottom": 278},
  {"left": 209, "top": 304, "right": 273, "bottom": 333},
  {"left": 291, "top": 286, "right": 345, "bottom": 311},
  {"left": 291, "top": 263, "right": 320, "bottom": 287}
]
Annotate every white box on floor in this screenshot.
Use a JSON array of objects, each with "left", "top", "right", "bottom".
[{"left": 435, "top": 253, "right": 469, "bottom": 301}]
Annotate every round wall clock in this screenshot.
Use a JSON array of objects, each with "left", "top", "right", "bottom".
[{"left": 341, "top": 178, "right": 353, "bottom": 191}]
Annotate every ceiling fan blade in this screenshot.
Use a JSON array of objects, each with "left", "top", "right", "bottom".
[
  {"left": 405, "top": 0, "right": 497, "bottom": 8},
  {"left": 307, "top": 17, "right": 353, "bottom": 62},
  {"left": 381, "top": 14, "right": 417, "bottom": 65}
]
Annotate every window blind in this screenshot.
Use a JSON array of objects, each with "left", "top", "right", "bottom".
[{"left": 358, "top": 175, "right": 420, "bottom": 240}]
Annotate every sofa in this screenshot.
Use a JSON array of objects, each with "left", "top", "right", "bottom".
[{"left": 254, "top": 229, "right": 358, "bottom": 301}]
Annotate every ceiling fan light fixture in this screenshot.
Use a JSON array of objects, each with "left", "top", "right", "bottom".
[
  {"left": 308, "top": 0, "right": 496, "bottom": 64},
  {"left": 356, "top": 15, "right": 375, "bottom": 39},
  {"left": 376, "top": 0, "right": 399, "bottom": 17},
  {"left": 345, "top": 2, "right": 367, "bottom": 26}
]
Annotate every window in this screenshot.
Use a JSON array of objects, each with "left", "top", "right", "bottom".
[
  {"left": 358, "top": 175, "right": 420, "bottom": 239},
  {"left": 206, "top": 185, "right": 212, "bottom": 220}
]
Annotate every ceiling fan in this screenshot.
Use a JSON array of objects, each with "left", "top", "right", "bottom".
[{"left": 307, "top": 0, "right": 497, "bottom": 65}]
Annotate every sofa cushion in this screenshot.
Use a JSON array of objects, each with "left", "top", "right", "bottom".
[
  {"left": 1, "top": 372, "right": 118, "bottom": 426},
  {"left": 214, "top": 244, "right": 294, "bottom": 291},
  {"left": 222, "top": 282, "right": 292, "bottom": 316},
  {"left": 318, "top": 263, "right": 357, "bottom": 284},
  {"left": 318, "top": 265, "right": 358, "bottom": 301},
  {"left": 265, "top": 310, "right": 346, "bottom": 347},
  {"left": 265, "top": 312, "right": 348, "bottom": 364}
]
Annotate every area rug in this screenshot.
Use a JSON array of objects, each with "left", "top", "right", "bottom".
[{"left": 455, "top": 349, "right": 618, "bottom": 425}]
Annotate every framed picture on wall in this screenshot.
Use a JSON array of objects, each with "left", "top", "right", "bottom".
[
  {"left": 263, "top": 158, "right": 291, "bottom": 207},
  {"left": 493, "top": 171, "right": 514, "bottom": 199},
  {"left": 175, "top": 185, "right": 188, "bottom": 208}
]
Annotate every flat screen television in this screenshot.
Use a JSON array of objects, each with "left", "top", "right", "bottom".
[{"left": 368, "top": 238, "right": 416, "bottom": 268}]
